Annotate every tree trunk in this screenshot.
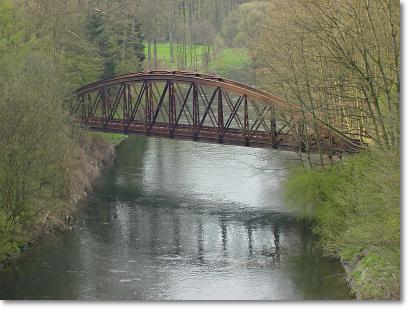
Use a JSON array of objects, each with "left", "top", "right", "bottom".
[
  {"left": 153, "top": 39, "right": 158, "bottom": 70},
  {"left": 147, "top": 41, "right": 151, "bottom": 71}
]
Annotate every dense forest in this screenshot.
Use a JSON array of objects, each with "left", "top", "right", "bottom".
[{"left": 0, "top": 0, "right": 400, "bottom": 300}]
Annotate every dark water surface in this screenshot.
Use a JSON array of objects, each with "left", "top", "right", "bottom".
[{"left": 0, "top": 137, "right": 352, "bottom": 300}]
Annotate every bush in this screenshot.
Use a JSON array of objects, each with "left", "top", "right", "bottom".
[
  {"left": 0, "top": 1, "right": 82, "bottom": 261},
  {"left": 284, "top": 148, "right": 400, "bottom": 299}
]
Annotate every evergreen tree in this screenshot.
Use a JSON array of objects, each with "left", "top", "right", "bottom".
[
  {"left": 86, "top": 10, "right": 145, "bottom": 77},
  {"left": 113, "top": 17, "right": 145, "bottom": 75},
  {"left": 86, "top": 10, "right": 117, "bottom": 79},
  {"left": 131, "top": 18, "right": 145, "bottom": 71}
]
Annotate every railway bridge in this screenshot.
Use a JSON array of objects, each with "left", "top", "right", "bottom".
[{"left": 71, "top": 71, "right": 359, "bottom": 154}]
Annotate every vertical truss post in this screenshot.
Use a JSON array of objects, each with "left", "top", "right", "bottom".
[
  {"left": 101, "top": 89, "right": 106, "bottom": 120},
  {"left": 168, "top": 81, "right": 176, "bottom": 138},
  {"left": 86, "top": 94, "right": 91, "bottom": 125},
  {"left": 149, "top": 82, "right": 153, "bottom": 127},
  {"left": 217, "top": 88, "right": 224, "bottom": 143},
  {"left": 101, "top": 88, "right": 107, "bottom": 129},
  {"left": 271, "top": 105, "right": 277, "bottom": 147},
  {"left": 192, "top": 83, "right": 199, "bottom": 139},
  {"left": 107, "top": 89, "right": 112, "bottom": 120},
  {"left": 81, "top": 95, "right": 86, "bottom": 125},
  {"left": 127, "top": 84, "right": 131, "bottom": 121},
  {"left": 122, "top": 83, "right": 127, "bottom": 132},
  {"left": 145, "top": 81, "right": 152, "bottom": 133},
  {"left": 127, "top": 84, "right": 132, "bottom": 124},
  {"left": 244, "top": 95, "right": 249, "bottom": 146}
]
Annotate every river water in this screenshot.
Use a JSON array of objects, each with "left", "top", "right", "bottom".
[{"left": 0, "top": 136, "right": 351, "bottom": 300}]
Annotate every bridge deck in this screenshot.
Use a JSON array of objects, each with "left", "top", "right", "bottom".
[{"left": 84, "top": 118, "right": 351, "bottom": 154}]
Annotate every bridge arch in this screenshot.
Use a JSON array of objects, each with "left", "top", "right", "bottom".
[{"left": 72, "top": 71, "right": 357, "bottom": 153}]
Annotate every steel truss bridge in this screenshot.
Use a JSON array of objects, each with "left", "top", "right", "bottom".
[{"left": 72, "top": 71, "right": 358, "bottom": 155}]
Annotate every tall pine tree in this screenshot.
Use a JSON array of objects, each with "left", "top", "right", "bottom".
[
  {"left": 113, "top": 17, "right": 145, "bottom": 75},
  {"left": 86, "top": 10, "right": 117, "bottom": 79},
  {"left": 86, "top": 10, "right": 145, "bottom": 78},
  {"left": 131, "top": 18, "right": 145, "bottom": 71}
]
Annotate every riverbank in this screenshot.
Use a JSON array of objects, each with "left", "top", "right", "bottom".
[
  {"left": 284, "top": 148, "right": 400, "bottom": 300},
  {"left": 0, "top": 132, "right": 127, "bottom": 270}
]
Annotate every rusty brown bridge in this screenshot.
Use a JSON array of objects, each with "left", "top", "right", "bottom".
[{"left": 71, "top": 71, "right": 359, "bottom": 155}]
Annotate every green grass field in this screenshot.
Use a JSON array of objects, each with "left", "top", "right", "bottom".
[
  {"left": 144, "top": 43, "right": 251, "bottom": 76},
  {"left": 209, "top": 48, "right": 250, "bottom": 74}
]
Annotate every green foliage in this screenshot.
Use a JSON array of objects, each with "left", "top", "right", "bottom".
[
  {"left": 86, "top": 11, "right": 117, "bottom": 78},
  {"left": 0, "top": 48, "right": 77, "bottom": 260},
  {"left": 0, "top": 0, "right": 23, "bottom": 51},
  {"left": 209, "top": 48, "right": 251, "bottom": 75},
  {"left": 85, "top": 132, "right": 128, "bottom": 146},
  {"left": 86, "top": 10, "right": 145, "bottom": 78},
  {"left": 221, "top": 1, "right": 269, "bottom": 48},
  {"left": 57, "top": 50, "right": 103, "bottom": 88},
  {"left": 114, "top": 18, "right": 145, "bottom": 74},
  {"left": 0, "top": 208, "right": 23, "bottom": 261},
  {"left": 284, "top": 149, "right": 400, "bottom": 299},
  {"left": 353, "top": 251, "right": 400, "bottom": 299},
  {"left": 0, "top": 1, "right": 113, "bottom": 262}
]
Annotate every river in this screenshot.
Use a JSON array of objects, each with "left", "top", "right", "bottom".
[{"left": 0, "top": 136, "right": 352, "bottom": 300}]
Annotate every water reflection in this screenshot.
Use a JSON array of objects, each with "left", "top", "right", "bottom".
[{"left": 0, "top": 136, "right": 351, "bottom": 300}]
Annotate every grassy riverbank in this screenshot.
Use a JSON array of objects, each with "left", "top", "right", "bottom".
[
  {"left": 284, "top": 148, "right": 400, "bottom": 299},
  {"left": 85, "top": 132, "right": 128, "bottom": 146}
]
